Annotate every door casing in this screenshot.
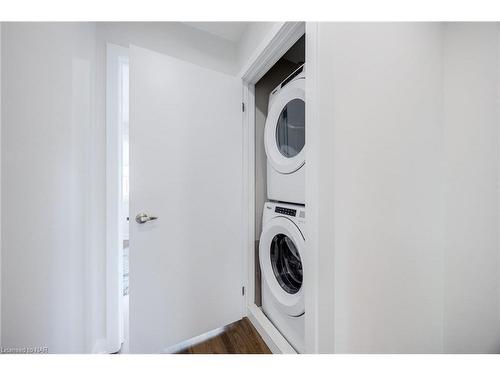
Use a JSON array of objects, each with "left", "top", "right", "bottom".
[{"left": 105, "top": 43, "right": 129, "bottom": 354}]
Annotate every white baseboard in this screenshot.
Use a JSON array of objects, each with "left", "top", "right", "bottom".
[
  {"left": 92, "top": 338, "right": 108, "bottom": 354},
  {"left": 247, "top": 303, "right": 297, "bottom": 354},
  {"left": 161, "top": 326, "right": 226, "bottom": 354},
  {"left": 93, "top": 310, "right": 293, "bottom": 354}
]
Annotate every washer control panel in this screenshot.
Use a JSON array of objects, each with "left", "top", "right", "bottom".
[{"left": 275, "top": 206, "right": 297, "bottom": 217}]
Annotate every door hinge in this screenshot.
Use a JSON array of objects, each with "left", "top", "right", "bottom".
[
  {"left": 242, "top": 102, "right": 245, "bottom": 112},
  {"left": 242, "top": 286, "right": 245, "bottom": 296}
]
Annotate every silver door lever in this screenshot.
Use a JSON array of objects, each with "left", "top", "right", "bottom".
[{"left": 135, "top": 213, "right": 158, "bottom": 224}]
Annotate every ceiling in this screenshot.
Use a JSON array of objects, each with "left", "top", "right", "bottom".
[{"left": 183, "top": 22, "right": 252, "bottom": 43}]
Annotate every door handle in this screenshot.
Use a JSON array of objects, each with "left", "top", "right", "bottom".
[{"left": 135, "top": 213, "right": 158, "bottom": 224}]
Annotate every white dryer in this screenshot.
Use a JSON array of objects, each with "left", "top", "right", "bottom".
[
  {"left": 259, "top": 201, "right": 305, "bottom": 353},
  {"left": 265, "top": 64, "right": 305, "bottom": 205}
]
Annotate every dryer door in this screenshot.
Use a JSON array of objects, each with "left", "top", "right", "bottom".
[
  {"left": 259, "top": 216, "right": 305, "bottom": 317},
  {"left": 264, "top": 78, "right": 305, "bottom": 174}
]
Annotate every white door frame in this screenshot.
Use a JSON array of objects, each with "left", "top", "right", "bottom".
[
  {"left": 238, "top": 21, "right": 321, "bottom": 354},
  {"left": 303, "top": 22, "right": 330, "bottom": 353},
  {"left": 105, "top": 43, "right": 129, "bottom": 354}
]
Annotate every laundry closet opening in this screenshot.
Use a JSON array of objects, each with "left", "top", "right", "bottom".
[{"left": 252, "top": 33, "right": 306, "bottom": 353}]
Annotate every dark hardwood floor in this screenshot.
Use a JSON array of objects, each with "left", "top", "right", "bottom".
[{"left": 178, "top": 318, "right": 272, "bottom": 354}]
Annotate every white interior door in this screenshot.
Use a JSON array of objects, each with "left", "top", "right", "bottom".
[{"left": 129, "top": 45, "right": 244, "bottom": 353}]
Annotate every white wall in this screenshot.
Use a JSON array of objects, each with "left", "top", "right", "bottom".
[
  {"left": 1, "top": 22, "right": 96, "bottom": 353},
  {"left": 97, "top": 22, "right": 239, "bottom": 75},
  {"left": 322, "top": 23, "right": 445, "bottom": 353},
  {"left": 238, "top": 22, "right": 277, "bottom": 70},
  {"left": 443, "top": 23, "right": 500, "bottom": 353},
  {"left": 313, "top": 22, "right": 500, "bottom": 353}
]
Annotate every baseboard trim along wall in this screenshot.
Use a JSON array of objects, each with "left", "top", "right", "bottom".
[
  {"left": 247, "top": 304, "right": 296, "bottom": 354},
  {"left": 160, "top": 326, "right": 226, "bottom": 354}
]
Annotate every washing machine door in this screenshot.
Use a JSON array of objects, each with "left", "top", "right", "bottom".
[
  {"left": 259, "top": 216, "right": 305, "bottom": 317},
  {"left": 264, "top": 78, "right": 305, "bottom": 174}
]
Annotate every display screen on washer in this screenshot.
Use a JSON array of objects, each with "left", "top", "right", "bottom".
[
  {"left": 270, "top": 234, "right": 303, "bottom": 294},
  {"left": 275, "top": 206, "right": 296, "bottom": 216},
  {"left": 276, "top": 98, "right": 305, "bottom": 158}
]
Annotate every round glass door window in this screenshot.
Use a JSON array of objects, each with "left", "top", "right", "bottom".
[
  {"left": 275, "top": 98, "right": 305, "bottom": 158},
  {"left": 270, "top": 233, "right": 303, "bottom": 294}
]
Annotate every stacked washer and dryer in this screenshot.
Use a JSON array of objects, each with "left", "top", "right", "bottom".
[{"left": 259, "top": 64, "right": 306, "bottom": 353}]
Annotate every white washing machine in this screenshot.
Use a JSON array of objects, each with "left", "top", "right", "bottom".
[
  {"left": 265, "top": 64, "right": 305, "bottom": 205},
  {"left": 259, "top": 201, "right": 305, "bottom": 353}
]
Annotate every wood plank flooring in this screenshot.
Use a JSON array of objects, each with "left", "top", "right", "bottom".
[{"left": 178, "top": 318, "right": 272, "bottom": 354}]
